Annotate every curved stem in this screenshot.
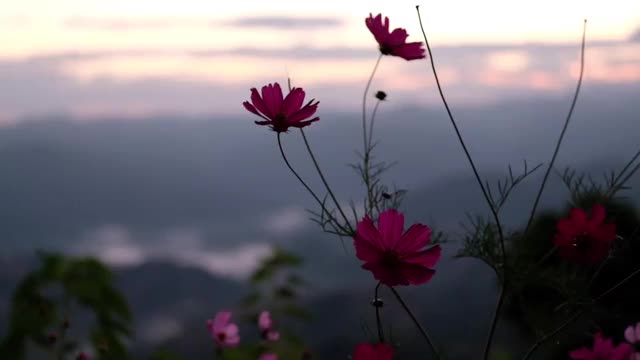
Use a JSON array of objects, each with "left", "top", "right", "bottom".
[
  {"left": 415, "top": 7, "right": 507, "bottom": 359},
  {"left": 524, "top": 20, "right": 587, "bottom": 234},
  {"left": 299, "top": 129, "right": 354, "bottom": 235},
  {"left": 277, "top": 134, "right": 349, "bottom": 234},
  {"left": 362, "top": 55, "right": 383, "bottom": 217},
  {"left": 374, "top": 282, "right": 385, "bottom": 343},
  {"left": 388, "top": 286, "right": 440, "bottom": 360},
  {"left": 363, "top": 55, "right": 383, "bottom": 149},
  {"left": 521, "top": 265, "right": 640, "bottom": 360}
]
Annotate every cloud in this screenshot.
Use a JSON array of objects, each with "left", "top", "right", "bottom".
[
  {"left": 0, "top": 15, "right": 30, "bottom": 27},
  {"left": 262, "top": 206, "right": 309, "bottom": 235},
  {"left": 226, "top": 16, "right": 343, "bottom": 29},
  {"left": 64, "top": 17, "right": 214, "bottom": 30},
  {"left": 1, "top": 41, "right": 639, "bottom": 122},
  {"left": 62, "top": 15, "right": 344, "bottom": 31},
  {"left": 74, "top": 225, "right": 272, "bottom": 279}
]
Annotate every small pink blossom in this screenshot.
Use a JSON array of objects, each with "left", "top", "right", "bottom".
[
  {"left": 258, "top": 354, "right": 278, "bottom": 360},
  {"left": 258, "top": 311, "right": 280, "bottom": 341},
  {"left": 569, "top": 332, "right": 633, "bottom": 360},
  {"left": 243, "top": 83, "right": 319, "bottom": 133},
  {"left": 206, "top": 311, "right": 240, "bottom": 348},
  {"left": 353, "top": 342, "right": 394, "bottom": 360},
  {"left": 354, "top": 209, "right": 441, "bottom": 286},
  {"left": 625, "top": 322, "right": 640, "bottom": 360},
  {"left": 554, "top": 204, "right": 617, "bottom": 264},
  {"left": 365, "top": 13, "right": 426, "bottom": 61}
]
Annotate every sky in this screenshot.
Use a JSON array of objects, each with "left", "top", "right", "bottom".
[{"left": 1, "top": 0, "right": 639, "bottom": 121}]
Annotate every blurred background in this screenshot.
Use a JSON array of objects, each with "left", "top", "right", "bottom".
[{"left": 1, "top": 0, "right": 639, "bottom": 358}]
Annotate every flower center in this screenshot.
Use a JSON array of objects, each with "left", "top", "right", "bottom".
[
  {"left": 217, "top": 332, "right": 226, "bottom": 342},
  {"left": 380, "top": 250, "right": 401, "bottom": 266},
  {"left": 272, "top": 113, "right": 288, "bottom": 132},
  {"left": 379, "top": 44, "right": 393, "bottom": 55},
  {"left": 571, "top": 232, "right": 590, "bottom": 251}
]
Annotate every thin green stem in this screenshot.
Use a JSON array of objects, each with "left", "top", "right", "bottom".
[
  {"left": 389, "top": 286, "right": 440, "bottom": 360},
  {"left": 299, "top": 129, "right": 354, "bottom": 235},
  {"left": 415, "top": 7, "right": 507, "bottom": 359},
  {"left": 524, "top": 20, "right": 587, "bottom": 234},
  {"left": 368, "top": 100, "right": 382, "bottom": 154},
  {"left": 277, "top": 134, "right": 350, "bottom": 234},
  {"left": 362, "top": 55, "right": 383, "bottom": 217},
  {"left": 374, "top": 282, "right": 384, "bottom": 343}
]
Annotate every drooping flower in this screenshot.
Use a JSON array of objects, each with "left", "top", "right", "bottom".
[
  {"left": 206, "top": 311, "right": 240, "bottom": 348},
  {"left": 258, "top": 311, "right": 280, "bottom": 341},
  {"left": 624, "top": 322, "right": 640, "bottom": 360},
  {"left": 353, "top": 342, "right": 394, "bottom": 360},
  {"left": 569, "top": 332, "right": 633, "bottom": 360},
  {"left": 243, "top": 83, "right": 319, "bottom": 133},
  {"left": 365, "top": 13, "right": 426, "bottom": 61},
  {"left": 258, "top": 354, "right": 278, "bottom": 360},
  {"left": 354, "top": 209, "right": 441, "bottom": 286},
  {"left": 554, "top": 204, "right": 617, "bottom": 264}
]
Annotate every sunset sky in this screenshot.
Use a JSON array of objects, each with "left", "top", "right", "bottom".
[{"left": 1, "top": 0, "right": 639, "bottom": 121}]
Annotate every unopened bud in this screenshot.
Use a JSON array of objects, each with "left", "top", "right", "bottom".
[{"left": 375, "top": 91, "right": 387, "bottom": 101}]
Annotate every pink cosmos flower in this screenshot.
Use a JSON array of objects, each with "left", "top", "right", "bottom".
[
  {"left": 354, "top": 209, "right": 441, "bottom": 287},
  {"left": 353, "top": 342, "right": 394, "bottom": 360},
  {"left": 258, "top": 311, "right": 280, "bottom": 341},
  {"left": 243, "top": 83, "right": 319, "bottom": 133},
  {"left": 365, "top": 13, "right": 426, "bottom": 61},
  {"left": 259, "top": 354, "right": 278, "bottom": 360},
  {"left": 625, "top": 322, "right": 640, "bottom": 360},
  {"left": 206, "top": 311, "right": 240, "bottom": 348},
  {"left": 554, "top": 204, "right": 617, "bottom": 264},
  {"left": 569, "top": 332, "right": 633, "bottom": 360}
]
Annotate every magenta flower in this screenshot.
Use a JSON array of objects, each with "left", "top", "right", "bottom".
[
  {"left": 570, "top": 333, "right": 633, "bottom": 360},
  {"left": 258, "top": 311, "right": 280, "bottom": 341},
  {"left": 354, "top": 209, "right": 441, "bottom": 287},
  {"left": 206, "top": 311, "right": 240, "bottom": 348},
  {"left": 365, "top": 13, "right": 426, "bottom": 61},
  {"left": 554, "top": 204, "right": 617, "bottom": 264},
  {"left": 625, "top": 322, "right": 640, "bottom": 360},
  {"left": 259, "top": 354, "right": 278, "bottom": 360},
  {"left": 243, "top": 83, "right": 319, "bottom": 133},
  {"left": 353, "top": 342, "right": 394, "bottom": 360}
]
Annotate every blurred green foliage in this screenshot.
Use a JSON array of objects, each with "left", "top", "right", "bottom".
[
  {"left": 235, "top": 246, "right": 310, "bottom": 359},
  {"left": 0, "top": 252, "right": 133, "bottom": 360}
]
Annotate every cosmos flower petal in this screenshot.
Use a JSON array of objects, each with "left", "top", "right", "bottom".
[
  {"left": 403, "top": 245, "right": 441, "bottom": 268},
  {"left": 353, "top": 342, "right": 394, "bottom": 360},
  {"left": 282, "top": 88, "right": 306, "bottom": 117},
  {"left": 354, "top": 234, "right": 384, "bottom": 263},
  {"left": 250, "top": 88, "right": 272, "bottom": 118},
  {"left": 569, "top": 208, "right": 588, "bottom": 229},
  {"left": 392, "top": 42, "right": 427, "bottom": 60},
  {"left": 396, "top": 223, "right": 431, "bottom": 255},
  {"left": 378, "top": 209, "right": 404, "bottom": 249}
]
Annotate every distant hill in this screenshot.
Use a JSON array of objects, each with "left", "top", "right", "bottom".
[{"left": 632, "top": 29, "right": 640, "bottom": 42}]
